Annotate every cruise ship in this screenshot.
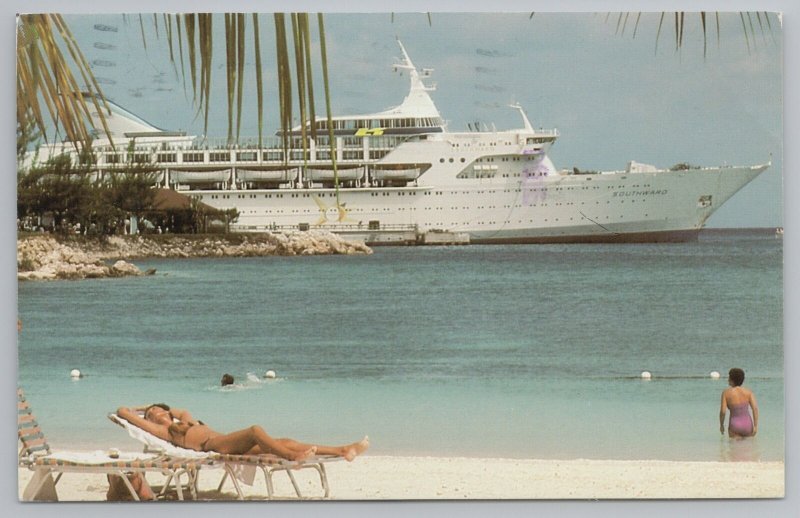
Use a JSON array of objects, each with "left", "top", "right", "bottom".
[{"left": 28, "top": 41, "right": 769, "bottom": 244}]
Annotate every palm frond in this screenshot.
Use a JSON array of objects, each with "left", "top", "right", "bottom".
[
  {"left": 655, "top": 12, "right": 665, "bottom": 54},
  {"left": 235, "top": 13, "right": 245, "bottom": 142},
  {"left": 252, "top": 14, "right": 264, "bottom": 149},
  {"left": 291, "top": 13, "right": 309, "bottom": 167},
  {"left": 701, "top": 12, "right": 707, "bottom": 59},
  {"left": 301, "top": 13, "right": 317, "bottom": 142},
  {"left": 274, "top": 13, "right": 292, "bottom": 162},
  {"left": 317, "top": 14, "right": 339, "bottom": 204},
  {"left": 740, "top": 12, "right": 751, "bottom": 54},
  {"left": 16, "top": 14, "right": 112, "bottom": 151},
  {"left": 224, "top": 13, "right": 235, "bottom": 143},
  {"left": 184, "top": 14, "right": 197, "bottom": 103},
  {"left": 632, "top": 12, "right": 641, "bottom": 39},
  {"left": 138, "top": 15, "right": 147, "bottom": 51}
]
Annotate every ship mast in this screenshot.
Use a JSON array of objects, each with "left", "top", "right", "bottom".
[{"left": 392, "top": 40, "right": 442, "bottom": 123}]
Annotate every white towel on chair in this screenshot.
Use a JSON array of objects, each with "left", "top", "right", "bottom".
[{"left": 226, "top": 462, "right": 257, "bottom": 486}]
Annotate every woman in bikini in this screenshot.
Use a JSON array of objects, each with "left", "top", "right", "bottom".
[
  {"left": 116, "top": 404, "right": 369, "bottom": 462},
  {"left": 719, "top": 368, "right": 759, "bottom": 438}
]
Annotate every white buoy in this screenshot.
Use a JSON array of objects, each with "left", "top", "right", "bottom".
[
  {"left": 70, "top": 369, "right": 82, "bottom": 379},
  {"left": 710, "top": 371, "right": 721, "bottom": 379},
  {"left": 265, "top": 370, "right": 276, "bottom": 379},
  {"left": 640, "top": 371, "right": 652, "bottom": 380}
]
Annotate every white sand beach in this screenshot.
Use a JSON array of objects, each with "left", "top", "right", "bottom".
[{"left": 17, "top": 455, "right": 784, "bottom": 501}]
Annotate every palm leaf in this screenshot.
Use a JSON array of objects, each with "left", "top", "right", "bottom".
[
  {"left": 224, "top": 13, "right": 235, "bottom": 143},
  {"left": 301, "top": 13, "right": 317, "bottom": 142},
  {"left": 740, "top": 12, "right": 751, "bottom": 54},
  {"left": 235, "top": 13, "right": 246, "bottom": 142},
  {"left": 317, "top": 14, "right": 340, "bottom": 204},
  {"left": 252, "top": 14, "right": 264, "bottom": 149},
  {"left": 291, "top": 13, "right": 309, "bottom": 168}
]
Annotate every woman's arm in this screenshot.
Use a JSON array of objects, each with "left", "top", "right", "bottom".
[
  {"left": 719, "top": 391, "right": 728, "bottom": 434},
  {"left": 116, "top": 407, "right": 170, "bottom": 441},
  {"left": 750, "top": 391, "right": 759, "bottom": 435},
  {"left": 169, "top": 408, "right": 201, "bottom": 425}
]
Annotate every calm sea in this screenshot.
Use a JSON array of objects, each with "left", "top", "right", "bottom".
[{"left": 17, "top": 229, "right": 784, "bottom": 462}]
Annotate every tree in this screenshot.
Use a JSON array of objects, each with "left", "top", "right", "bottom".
[{"left": 17, "top": 153, "right": 94, "bottom": 233}]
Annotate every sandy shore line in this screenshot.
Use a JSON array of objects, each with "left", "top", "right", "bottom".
[{"left": 18, "top": 455, "right": 784, "bottom": 501}]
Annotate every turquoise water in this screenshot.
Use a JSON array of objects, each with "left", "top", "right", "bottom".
[{"left": 17, "top": 230, "right": 784, "bottom": 461}]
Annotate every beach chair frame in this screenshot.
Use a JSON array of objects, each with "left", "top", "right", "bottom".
[
  {"left": 17, "top": 388, "right": 208, "bottom": 501},
  {"left": 212, "top": 452, "right": 338, "bottom": 499}
]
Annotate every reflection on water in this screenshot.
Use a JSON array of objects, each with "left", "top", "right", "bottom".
[{"left": 719, "top": 436, "right": 762, "bottom": 462}]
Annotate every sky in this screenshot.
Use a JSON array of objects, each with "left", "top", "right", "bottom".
[{"left": 55, "top": 12, "right": 784, "bottom": 228}]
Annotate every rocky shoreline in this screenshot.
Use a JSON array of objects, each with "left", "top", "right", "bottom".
[{"left": 17, "top": 231, "right": 372, "bottom": 281}]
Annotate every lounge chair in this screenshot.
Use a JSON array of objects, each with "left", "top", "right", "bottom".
[
  {"left": 108, "top": 412, "right": 341, "bottom": 500},
  {"left": 17, "top": 388, "right": 209, "bottom": 501}
]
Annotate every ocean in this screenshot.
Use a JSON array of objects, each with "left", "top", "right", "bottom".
[{"left": 17, "top": 229, "right": 784, "bottom": 462}]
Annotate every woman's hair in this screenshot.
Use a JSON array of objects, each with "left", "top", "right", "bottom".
[
  {"left": 729, "top": 368, "right": 745, "bottom": 386},
  {"left": 221, "top": 374, "right": 234, "bottom": 386},
  {"left": 144, "top": 403, "right": 170, "bottom": 417}
]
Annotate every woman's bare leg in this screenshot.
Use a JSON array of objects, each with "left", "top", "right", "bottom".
[
  {"left": 273, "top": 436, "right": 370, "bottom": 461},
  {"left": 244, "top": 436, "right": 370, "bottom": 461},
  {"left": 204, "top": 426, "right": 316, "bottom": 461}
]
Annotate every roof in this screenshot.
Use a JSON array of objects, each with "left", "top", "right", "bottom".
[{"left": 152, "top": 188, "right": 220, "bottom": 213}]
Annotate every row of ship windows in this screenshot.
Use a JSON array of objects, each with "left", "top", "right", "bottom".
[
  {"left": 240, "top": 200, "right": 653, "bottom": 215},
  {"left": 428, "top": 214, "right": 655, "bottom": 225},
  {"left": 209, "top": 191, "right": 659, "bottom": 200},
  {"left": 383, "top": 215, "right": 663, "bottom": 228},
  {"left": 210, "top": 192, "right": 432, "bottom": 200},
  {"left": 474, "top": 157, "right": 538, "bottom": 163},
  {"left": 148, "top": 150, "right": 392, "bottom": 163},
  {"left": 112, "top": 150, "right": 560, "bottom": 164},
  {"left": 450, "top": 142, "right": 503, "bottom": 147}
]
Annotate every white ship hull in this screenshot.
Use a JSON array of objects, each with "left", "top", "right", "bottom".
[{"left": 194, "top": 162, "right": 766, "bottom": 243}]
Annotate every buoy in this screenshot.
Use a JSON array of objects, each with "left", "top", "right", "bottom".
[
  {"left": 710, "top": 371, "right": 721, "bottom": 379},
  {"left": 265, "top": 370, "right": 276, "bottom": 379},
  {"left": 640, "top": 371, "right": 652, "bottom": 380},
  {"left": 70, "top": 369, "right": 82, "bottom": 379}
]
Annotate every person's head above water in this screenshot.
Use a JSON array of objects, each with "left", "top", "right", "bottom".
[
  {"left": 728, "top": 368, "right": 745, "bottom": 387},
  {"left": 221, "top": 373, "right": 234, "bottom": 386},
  {"left": 144, "top": 403, "right": 171, "bottom": 425}
]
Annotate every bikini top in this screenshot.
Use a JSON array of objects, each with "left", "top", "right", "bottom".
[{"left": 167, "top": 420, "right": 206, "bottom": 448}]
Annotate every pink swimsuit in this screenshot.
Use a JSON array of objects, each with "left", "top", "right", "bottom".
[{"left": 728, "top": 403, "right": 754, "bottom": 436}]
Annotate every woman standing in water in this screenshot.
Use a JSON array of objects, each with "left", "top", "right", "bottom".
[{"left": 720, "top": 368, "right": 759, "bottom": 438}]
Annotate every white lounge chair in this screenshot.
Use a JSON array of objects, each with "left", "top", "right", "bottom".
[{"left": 108, "top": 412, "right": 341, "bottom": 500}]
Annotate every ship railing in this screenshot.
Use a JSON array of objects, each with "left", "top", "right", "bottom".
[{"left": 231, "top": 222, "right": 419, "bottom": 233}]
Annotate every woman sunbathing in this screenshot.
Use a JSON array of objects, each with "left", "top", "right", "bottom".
[{"left": 116, "top": 404, "right": 369, "bottom": 462}]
